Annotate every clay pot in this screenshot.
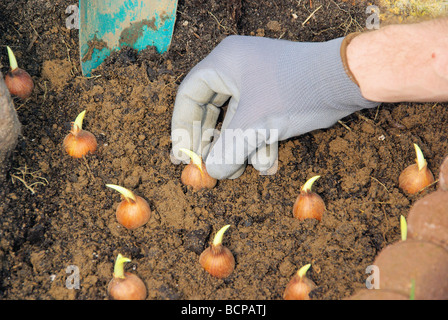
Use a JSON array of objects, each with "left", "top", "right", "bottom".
[
  {"left": 407, "top": 190, "right": 448, "bottom": 250},
  {"left": 372, "top": 239, "right": 448, "bottom": 300},
  {"left": 438, "top": 155, "right": 448, "bottom": 191}
]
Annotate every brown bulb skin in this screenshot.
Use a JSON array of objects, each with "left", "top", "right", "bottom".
[
  {"left": 293, "top": 191, "right": 325, "bottom": 221},
  {"left": 199, "top": 244, "right": 235, "bottom": 279},
  {"left": 283, "top": 274, "right": 316, "bottom": 300},
  {"left": 181, "top": 161, "right": 217, "bottom": 191},
  {"left": 63, "top": 129, "right": 98, "bottom": 158},
  {"left": 4, "top": 68, "right": 34, "bottom": 99},
  {"left": 108, "top": 272, "right": 147, "bottom": 300},
  {"left": 399, "top": 163, "right": 434, "bottom": 194},
  {"left": 116, "top": 196, "right": 151, "bottom": 230}
]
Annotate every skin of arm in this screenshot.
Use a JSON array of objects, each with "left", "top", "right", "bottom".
[{"left": 346, "top": 17, "right": 448, "bottom": 103}]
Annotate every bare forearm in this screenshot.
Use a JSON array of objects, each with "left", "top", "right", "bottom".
[{"left": 347, "top": 17, "right": 448, "bottom": 103}]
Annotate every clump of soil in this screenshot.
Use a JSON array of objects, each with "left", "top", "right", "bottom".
[{"left": 1, "top": 0, "right": 448, "bottom": 300}]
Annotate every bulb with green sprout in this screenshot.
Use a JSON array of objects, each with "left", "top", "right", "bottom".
[
  {"left": 4, "top": 46, "right": 34, "bottom": 99},
  {"left": 399, "top": 143, "right": 434, "bottom": 194},
  {"left": 283, "top": 263, "right": 317, "bottom": 300},
  {"left": 106, "top": 184, "right": 151, "bottom": 230},
  {"left": 293, "top": 175, "right": 326, "bottom": 221},
  {"left": 107, "top": 254, "right": 147, "bottom": 300},
  {"left": 63, "top": 110, "right": 98, "bottom": 158},
  {"left": 179, "top": 148, "right": 217, "bottom": 191},
  {"left": 199, "top": 225, "right": 235, "bottom": 278}
]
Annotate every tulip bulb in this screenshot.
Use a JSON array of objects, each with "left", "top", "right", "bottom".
[
  {"left": 199, "top": 224, "right": 235, "bottom": 279},
  {"left": 180, "top": 148, "right": 217, "bottom": 191},
  {"left": 106, "top": 184, "right": 151, "bottom": 230},
  {"left": 283, "top": 263, "right": 317, "bottom": 300},
  {"left": 107, "top": 254, "right": 147, "bottom": 300},
  {"left": 4, "top": 46, "right": 34, "bottom": 99},
  {"left": 63, "top": 110, "right": 98, "bottom": 158},
  {"left": 293, "top": 175, "right": 326, "bottom": 221},
  {"left": 398, "top": 144, "right": 434, "bottom": 194}
]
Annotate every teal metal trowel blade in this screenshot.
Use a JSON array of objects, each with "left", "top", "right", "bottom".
[{"left": 79, "top": 0, "right": 177, "bottom": 76}]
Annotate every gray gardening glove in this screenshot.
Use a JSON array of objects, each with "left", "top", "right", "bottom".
[{"left": 171, "top": 35, "right": 379, "bottom": 180}]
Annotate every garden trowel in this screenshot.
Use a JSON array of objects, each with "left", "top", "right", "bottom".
[{"left": 79, "top": 0, "right": 178, "bottom": 76}]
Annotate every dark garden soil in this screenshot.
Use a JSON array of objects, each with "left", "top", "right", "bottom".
[{"left": 1, "top": 0, "right": 447, "bottom": 300}]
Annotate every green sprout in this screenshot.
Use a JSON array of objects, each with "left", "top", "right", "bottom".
[
  {"left": 400, "top": 215, "right": 407, "bottom": 241},
  {"left": 297, "top": 263, "right": 311, "bottom": 278}
]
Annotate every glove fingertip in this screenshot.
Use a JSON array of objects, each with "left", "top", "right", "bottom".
[{"left": 205, "top": 157, "right": 246, "bottom": 180}]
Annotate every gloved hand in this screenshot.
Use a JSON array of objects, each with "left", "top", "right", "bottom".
[{"left": 171, "top": 35, "right": 380, "bottom": 180}]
